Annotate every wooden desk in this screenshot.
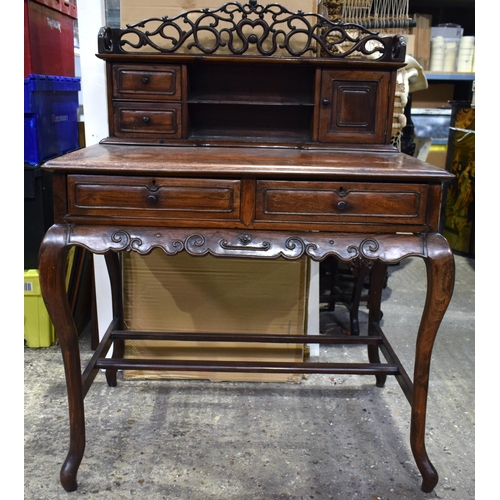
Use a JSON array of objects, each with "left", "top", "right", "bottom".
[{"left": 38, "top": 2, "right": 455, "bottom": 494}]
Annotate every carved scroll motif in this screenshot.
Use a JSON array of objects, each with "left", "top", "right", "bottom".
[
  {"left": 97, "top": 1, "right": 405, "bottom": 62},
  {"left": 63, "top": 225, "right": 432, "bottom": 264}
]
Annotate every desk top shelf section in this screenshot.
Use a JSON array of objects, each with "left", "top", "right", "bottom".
[
  {"left": 187, "top": 63, "right": 315, "bottom": 106},
  {"left": 97, "top": 1, "right": 407, "bottom": 149},
  {"left": 186, "top": 62, "right": 315, "bottom": 143}
]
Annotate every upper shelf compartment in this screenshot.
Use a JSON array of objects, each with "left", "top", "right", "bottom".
[{"left": 187, "top": 63, "right": 315, "bottom": 105}]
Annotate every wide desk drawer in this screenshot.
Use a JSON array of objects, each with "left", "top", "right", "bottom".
[
  {"left": 67, "top": 175, "right": 241, "bottom": 221},
  {"left": 113, "top": 102, "right": 182, "bottom": 138},
  {"left": 112, "top": 64, "right": 182, "bottom": 100},
  {"left": 256, "top": 180, "right": 429, "bottom": 225}
]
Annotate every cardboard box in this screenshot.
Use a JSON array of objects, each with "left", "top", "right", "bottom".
[
  {"left": 120, "top": 0, "right": 320, "bottom": 56},
  {"left": 24, "top": 270, "right": 56, "bottom": 348},
  {"left": 404, "top": 34, "right": 415, "bottom": 60},
  {"left": 411, "top": 84, "right": 455, "bottom": 109},
  {"left": 122, "top": 250, "right": 309, "bottom": 382},
  {"left": 410, "top": 13, "right": 432, "bottom": 70}
]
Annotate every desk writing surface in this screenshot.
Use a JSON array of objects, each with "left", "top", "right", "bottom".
[{"left": 45, "top": 144, "right": 454, "bottom": 182}]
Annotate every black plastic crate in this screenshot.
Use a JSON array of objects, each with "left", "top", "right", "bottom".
[{"left": 24, "top": 165, "right": 54, "bottom": 269}]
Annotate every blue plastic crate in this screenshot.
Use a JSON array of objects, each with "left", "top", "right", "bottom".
[{"left": 24, "top": 74, "right": 81, "bottom": 165}]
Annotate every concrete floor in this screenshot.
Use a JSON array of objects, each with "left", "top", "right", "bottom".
[{"left": 24, "top": 254, "right": 475, "bottom": 499}]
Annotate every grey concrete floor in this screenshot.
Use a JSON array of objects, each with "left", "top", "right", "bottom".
[{"left": 24, "top": 255, "right": 475, "bottom": 499}]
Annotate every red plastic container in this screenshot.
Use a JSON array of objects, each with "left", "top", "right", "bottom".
[{"left": 24, "top": 0, "right": 77, "bottom": 78}]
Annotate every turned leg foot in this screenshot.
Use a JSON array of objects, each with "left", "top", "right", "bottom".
[
  {"left": 60, "top": 454, "right": 82, "bottom": 492},
  {"left": 419, "top": 460, "right": 439, "bottom": 493}
]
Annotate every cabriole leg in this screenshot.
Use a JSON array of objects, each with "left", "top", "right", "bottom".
[
  {"left": 411, "top": 234, "right": 455, "bottom": 492},
  {"left": 38, "top": 225, "right": 85, "bottom": 492}
]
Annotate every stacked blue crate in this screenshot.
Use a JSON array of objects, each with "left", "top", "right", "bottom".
[{"left": 24, "top": 74, "right": 81, "bottom": 165}]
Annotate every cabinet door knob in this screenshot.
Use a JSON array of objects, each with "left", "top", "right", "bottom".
[
  {"left": 142, "top": 116, "right": 151, "bottom": 123},
  {"left": 322, "top": 98, "right": 330, "bottom": 106},
  {"left": 142, "top": 77, "right": 149, "bottom": 84},
  {"left": 146, "top": 194, "right": 158, "bottom": 205},
  {"left": 337, "top": 200, "right": 347, "bottom": 211}
]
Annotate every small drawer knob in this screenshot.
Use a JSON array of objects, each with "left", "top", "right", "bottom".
[
  {"left": 142, "top": 77, "right": 149, "bottom": 84},
  {"left": 322, "top": 98, "right": 330, "bottom": 106},
  {"left": 337, "top": 200, "right": 347, "bottom": 211},
  {"left": 146, "top": 194, "right": 158, "bottom": 205},
  {"left": 142, "top": 116, "right": 151, "bottom": 124}
]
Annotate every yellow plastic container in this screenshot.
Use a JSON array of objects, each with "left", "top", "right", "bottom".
[{"left": 24, "top": 269, "right": 56, "bottom": 348}]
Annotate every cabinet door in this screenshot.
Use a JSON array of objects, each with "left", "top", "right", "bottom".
[{"left": 318, "top": 70, "right": 391, "bottom": 144}]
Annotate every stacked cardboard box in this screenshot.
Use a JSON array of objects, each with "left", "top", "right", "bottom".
[
  {"left": 410, "top": 13, "right": 432, "bottom": 71},
  {"left": 122, "top": 250, "right": 309, "bottom": 382}
]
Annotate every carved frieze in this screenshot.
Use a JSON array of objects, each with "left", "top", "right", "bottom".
[{"left": 61, "top": 225, "right": 433, "bottom": 265}]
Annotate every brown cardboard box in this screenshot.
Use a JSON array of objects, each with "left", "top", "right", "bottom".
[
  {"left": 404, "top": 34, "right": 415, "bottom": 60},
  {"left": 122, "top": 250, "right": 309, "bottom": 382},
  {"left": 120, "top": 0, "right": 320, "bottom": 56},
  {"left": 410, "top": 13, "right": 432, "bottom": 70},
  {"left": 411, "top": 84, "right": 455, "bottom": 109}
]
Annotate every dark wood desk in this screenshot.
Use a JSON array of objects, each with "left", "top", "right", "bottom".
[{"left": 38, "top": 2, "right": 455, "bottom": 494}]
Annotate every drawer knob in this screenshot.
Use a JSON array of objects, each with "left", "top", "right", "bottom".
[
  {"left": 322, "top": 98, "right": 330, "bottom": 106},
  {"left": 142, "top": 77, "right": 149, "bottom": 84},
  {"left": 142, "top": 116, "right": 151, "bottom": 124},
  {"left": 146, "top": 194, "right": 158, "bottom": 205},
  {"left": 337, "top": 200, "right": 347, "bottom": 211}
]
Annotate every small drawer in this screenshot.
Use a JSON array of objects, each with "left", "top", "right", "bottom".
[
  {"left": 112, "top": 64, "right": 181, "bottom": 100},
  {"left": 67, "top": 175, "right": 242, "bottom": 222},
  {"left": 113, "top": 102, "right": 182, "bottom": 138},
  {"left": 256, "top": 180, "right": 429, "bottom": 225}
]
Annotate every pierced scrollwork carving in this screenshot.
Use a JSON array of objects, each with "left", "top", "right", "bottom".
[
  {"left": 347, "top": 238, "right": 380, "bottom": 259},
  {"left": 64, "top": 226, "right": 431, "bottom": 264},
  {"left": 111, "top": 230, "right": 144, "bottom": 252},
  {"left": 284, "top": 237, "right": 319, "bottom": 258},
  {"left": 97, "top": 1, "right": 405, "bottom": 62},
  {"left": 184, "top": 234, "right": 208, "bottom": 254}
]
